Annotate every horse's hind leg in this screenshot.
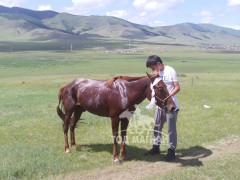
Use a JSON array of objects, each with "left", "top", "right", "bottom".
[
  {"left": 63, "top": 113, "right": 72, "bottom": 153},
  {"left": 70, "top": 106, "right": 84, "bottom": 149},
  {"left": 63, "top": 99, "right": 75, "bottom": 153}
]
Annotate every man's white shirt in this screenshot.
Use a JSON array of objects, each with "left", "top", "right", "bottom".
[{"left": 158, "top": 65, "right": 179, "bottom": 110}]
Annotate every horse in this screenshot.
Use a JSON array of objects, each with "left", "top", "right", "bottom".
[{"left": 56, "top": 72, "right": 176, "bottom": 164}]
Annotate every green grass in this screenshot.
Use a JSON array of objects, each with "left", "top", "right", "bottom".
[
  {"left": 0, "top": 50, "right": 240, "bottom": 179},
  {"left": 156, "top": 153, "right": 240, "bottom": 180}
]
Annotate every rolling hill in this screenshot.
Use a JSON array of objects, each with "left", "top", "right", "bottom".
[{"left": 0, "top": 5, "right": 240, "bottom": 48}]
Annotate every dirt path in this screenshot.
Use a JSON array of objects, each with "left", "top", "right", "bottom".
[{"left": 52, "top": 136, "right": 240, "bottom": 180}]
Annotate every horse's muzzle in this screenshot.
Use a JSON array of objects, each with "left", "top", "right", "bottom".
[{"left": 165, "top": 104, "right": 176, "bottom": 113}]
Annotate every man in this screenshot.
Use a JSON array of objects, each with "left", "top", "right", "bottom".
[{"left": 145, "top": 55, "right": 180, "bottom": 162}]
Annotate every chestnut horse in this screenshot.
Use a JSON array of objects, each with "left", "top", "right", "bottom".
[{"left": 56, "top": 73, "right": 176, "bottom": 164}]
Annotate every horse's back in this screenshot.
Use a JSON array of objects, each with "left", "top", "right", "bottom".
[{"left": 72, "top": 78, "right": 131, "bottom": 116}]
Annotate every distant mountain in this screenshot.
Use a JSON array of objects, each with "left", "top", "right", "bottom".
[
  {"left": 0, "top": 5, "right": 58, "bottom": 19},
  {"left": 153, "top": 23, "right": 240, "bottom": 45},
  {"left": 0, "top": 5, "right": 240, "bottom": 46}
]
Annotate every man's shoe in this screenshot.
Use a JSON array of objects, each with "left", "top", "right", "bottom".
[
  {"left": 144, "top": 145, "right": 160, "bottom": 156},
  {"left": 164, "top": 148, "right": 176, "bottom": 162}
]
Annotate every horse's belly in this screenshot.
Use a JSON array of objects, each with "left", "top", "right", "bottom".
[
  {"left": 86, "top": 108, "right": 110, "bottom": 117},
  {"left": 80, "top": 101, "right": 110, "bottom": 117}
]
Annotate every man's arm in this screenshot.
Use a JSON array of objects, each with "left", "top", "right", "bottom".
[{"left": 169, "top": 81, "right": 180, "bottom": 97}]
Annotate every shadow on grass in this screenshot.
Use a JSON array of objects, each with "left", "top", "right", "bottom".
[
  {"left": 174, "top": 145, "right": 213, "bottom": 167},
  {"left": 76, "top": 144, "right": 212, "bottom": 167}
]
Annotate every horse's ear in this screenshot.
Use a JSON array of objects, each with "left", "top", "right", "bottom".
[{"left": 146, "top": 72, "right": 152, "bottom": 79}]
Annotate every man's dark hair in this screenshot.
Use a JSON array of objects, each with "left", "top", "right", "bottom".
[{"left": 146, "top": 55, "right": 163, "bottom": 67}]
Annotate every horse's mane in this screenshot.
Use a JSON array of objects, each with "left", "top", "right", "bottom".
[{"left": 105, "top": 75, "right": 146, "bottom": 88}]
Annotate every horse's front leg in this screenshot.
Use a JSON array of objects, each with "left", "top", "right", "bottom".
[
  {"left": 111, "top": 117, "right": 121, "bottom": 165},
  {"left": 120, "top": 118, "right": 129, "bottom": 160}
]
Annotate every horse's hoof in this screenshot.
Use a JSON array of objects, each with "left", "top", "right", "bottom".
[
  {"left": 65, "top": 148, "right": 71, "bottom": 153},
  {"left": 114, "top": 159, "right": 122, "bottom": 165},
  {"left": 122, "top": 156, "right": 130, "bottom": 161},
  {"left": 72, "top": 145, "right": 77, "bottom": 149},
  {"left": 120, "top": 154, "right": 129, "bottom": 161}
]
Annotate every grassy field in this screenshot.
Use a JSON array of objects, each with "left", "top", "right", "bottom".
[{"left": 0, "top": 48, "right": 240, "bottom": 179}]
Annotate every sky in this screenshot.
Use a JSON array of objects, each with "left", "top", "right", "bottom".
[{"left": 0, "top": 0, "right": 240, "bottom": 29}]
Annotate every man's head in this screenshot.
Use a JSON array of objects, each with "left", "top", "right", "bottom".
[{"left": 146, "top": 55, "right": 164, "bottom": 73}]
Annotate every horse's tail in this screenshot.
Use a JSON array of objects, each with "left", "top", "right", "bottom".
[{"left": 56, "top": 85, "right": 66, "bottom": 121}]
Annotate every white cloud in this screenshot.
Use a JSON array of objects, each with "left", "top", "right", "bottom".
[
  {"left": 66, "top": 0, "right": 112, "bottom": 14},
  {"left": 129, "top": 0, "right": 185, "bottom": 27},
  {"left": 139, "top": 11, "right": 147, "bottom": 16},
  {"left": 201, "top": 16, "right": 213, "bottom": 23},
  {"left": 228, "top": 0, "right": 240, "bottom": 6},
  {"left": 145, "top": 1, "right": 159, "bottom": 10},
  {"left": 37, "top": 5, "right": 52, "bottom": 11},
  {"left": 199, "top": 10, "right": 212, "bottom": 17},
  {"left": 106, "top": 10, "right": 128, "bottom": 18},
  {"left": 71, "top": 0, "right": 111, "bottom": 8},
  {"left": 193, "top": 10, "right": 213, "bottom": 23},
  {"left": 219, "top": 13, "right": 225, "bottom": 17},
  {"left": 148, "top": 20, "right": 167, "bottom": 27},
  {"left": 133, "top": 0, "right": 148, "bottom": 7},
  {"left": 133, "top": 0, "right": 185, "bottom": 13},
  {"left": 0, "top": 0, "right": 22, "bottom": 7}
]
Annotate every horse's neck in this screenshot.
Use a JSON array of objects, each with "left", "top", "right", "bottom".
[
  {"left": 130, "top": 77, "right": 149, "bottom": 90},
  {"left": 127, "top": 77, "right": 150, "bottom": 104}
]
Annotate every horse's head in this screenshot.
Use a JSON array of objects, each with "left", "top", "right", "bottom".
[{"left": 146, "top": 72, "right": 176, "bottom": 112}]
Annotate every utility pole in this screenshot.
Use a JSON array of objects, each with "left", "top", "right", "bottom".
[{"left": 71, "top": 44, "right": 73, "bottom": 52}]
